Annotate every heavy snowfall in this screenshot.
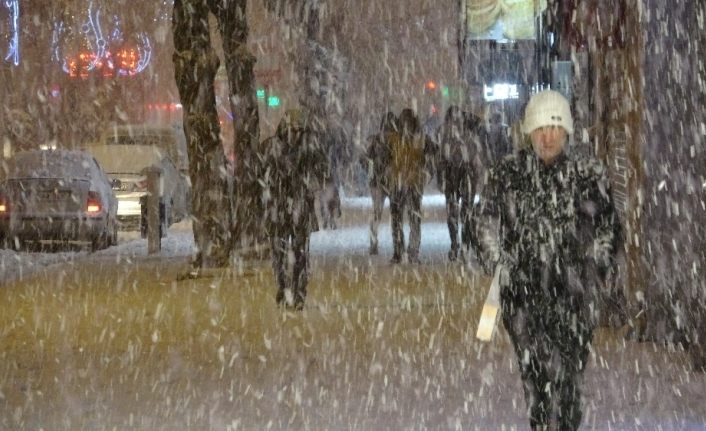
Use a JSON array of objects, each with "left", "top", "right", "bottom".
[{"left": 1, "top": 0, "right": 705, "bottom": 430}]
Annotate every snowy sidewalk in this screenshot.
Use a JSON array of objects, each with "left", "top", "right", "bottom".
[{"left": 1, "top": 194, "right": 705, "bottom": 430}]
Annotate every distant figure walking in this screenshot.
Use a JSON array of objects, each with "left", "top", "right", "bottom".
[
  {"left": 319, "top": 125, "right": 347, "bottom": 230},
  {"left": 436, "top": 105, "right": 482, "bottom": 261},
  {"left": 388, "top": 108, "right": 433, "bottom": 264},
  {"left": 482, "top": 110, "right": 513, "bottom": 164},
  {"left": 364, "top": 111, "right": 397, "bottom": 255},
  {"left": 259, "top": 109, "right": 327, "bottom": 310}
]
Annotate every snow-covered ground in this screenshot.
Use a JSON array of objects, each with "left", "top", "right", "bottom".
[
  {"left": 1, "top": 193, "right": 452, "bottom": 284},
  {"left": 2, "top": 193, "right": 706, "bottom": 430}
]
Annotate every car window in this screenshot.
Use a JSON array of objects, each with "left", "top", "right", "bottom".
[
  {"left": 9, "top": 151, "right": 92, "bottom": 178},
  {"left": 91, "top": 157, "right": 111, "bottom": 185}
]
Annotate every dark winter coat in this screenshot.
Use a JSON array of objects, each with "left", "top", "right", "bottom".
[
  {"left": 259, "top": 131, "right": 328, "bottom": 235},
  {"left": 323, "top": 125, "right": 349, "bottom": 186},
  {"left": 389, "top": 131, "right": 427, "bottom": 191},
  {"left": 365, "top": 132, "right": 393, "bottom": 190},
  {"left": 437, "top": 109, "right": 483, "bottom": 193},
  {"left": 388, "top": 108, "right": 436, "bottom": 191},
  {"left": 482, "top": 117, "right": 513, "bottom": 164},
  {"left": 474, "top": 149, "right": 621, "bottom": 320}
]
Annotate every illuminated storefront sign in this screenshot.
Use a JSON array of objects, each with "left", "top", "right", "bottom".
[{"left": 464, "top": 0, "right": 546, "bottom": 41}]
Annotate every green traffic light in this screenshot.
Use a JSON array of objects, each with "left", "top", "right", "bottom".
[
  {"left": 256, "top": 88, "right": 266, "bottom": 99},
  {"left": 267, "top": 96, "right": 280, "bottom": 107},
  {"left": 441, "top": 86, "right": 450, "bottom": 98}
]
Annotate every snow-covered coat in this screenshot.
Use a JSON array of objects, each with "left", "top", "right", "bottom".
[{"left": 474, "top": 149, "right": 621, "bottom": 321}]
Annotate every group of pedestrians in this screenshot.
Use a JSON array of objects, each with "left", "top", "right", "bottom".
[
  {"left": 364, "top": 103, "right": 512, "bottom": 263},
  {"left": 257, "top": 91, "right": 622, "bottom": 430}
]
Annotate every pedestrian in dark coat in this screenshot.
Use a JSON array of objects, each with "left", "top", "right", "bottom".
[
  {"left": 319, "top": 124, "right": 347, "bottom": 230},
  {"left": 473, "top": 90, "right": 621, "bottom": 430},
  {"left": 460, "top": 109, "right": 512, "bottom": 259},
  {"left": 483, "top": 110, "right": 513, "bottom": 164},
  {"left": 260, "top": 109, "right": 327, "bottom": 310},
  {"left": 388, "top": 108, "right": 433, "bottom": 264},
  {"left": 364, "top": 111, "right": 397, "bottom": 255},
  {"left": 437, "top": 105, "right": 483, "bottom": 261}
]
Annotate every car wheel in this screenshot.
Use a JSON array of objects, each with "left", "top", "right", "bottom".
[
  {"left": 91, "top": 226, "right": 109, "bottom": 252},
  {"left": 90, "top": 235, "right": 102, "bottom": 252}
]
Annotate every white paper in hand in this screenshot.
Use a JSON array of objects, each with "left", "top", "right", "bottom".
[{"left": 476, "top": 264, "right": 504, "bottom": 342}]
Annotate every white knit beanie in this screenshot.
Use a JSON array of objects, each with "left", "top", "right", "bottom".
[{"left": 521, "top": 90, "right": 574, "bottom": 135}]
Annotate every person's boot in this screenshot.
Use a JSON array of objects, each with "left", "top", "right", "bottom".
[
  {"left": 448, "top": 238, "right": 460, "bottom": 261},
  {"left": 290, "top": 288, "right": 306, "bottom": 311},
  {"left": 275, "top": 288, "right": 286, "bottom": 306},
  {"left": 292, "top": 298, "right": 305, "bottom": 311},
  {"left": 369, "top": 240, "right": 379, "bottom": 255}
]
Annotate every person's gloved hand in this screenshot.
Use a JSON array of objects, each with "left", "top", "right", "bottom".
[
  {"left": 497, "top": 264, "right": 511, "bottom": 288},
  {"left": 566, "top": 259, "right": 601, "bottom": 299}
]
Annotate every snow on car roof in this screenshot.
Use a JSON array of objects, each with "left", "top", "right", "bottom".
[{"left": 4, "top": 149, "right": 94, "bottom": 179}]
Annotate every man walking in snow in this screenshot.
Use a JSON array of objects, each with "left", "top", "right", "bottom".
[
  {"left": 473, "top": 90, "right": 621, "bottom": 430},
  {"left": 259, "top": 109, "right": 327, "bottom": 310},
  {"left": 388, "top": 108, "right": 434, "bottom": 264},
  {"left": 437, "top": 105, "right": 483, "bottom": 261}
]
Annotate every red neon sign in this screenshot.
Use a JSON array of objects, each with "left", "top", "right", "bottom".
[{"left": 66, "top": 47, "right": 142, "bottom": 79}]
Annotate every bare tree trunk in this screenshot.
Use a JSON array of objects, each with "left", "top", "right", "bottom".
[
  {"left": 264, "top": 0, "right": 325, "bottom": 117},
  {"left": 209, "top": 0, "right": 263, "bottom": 255},
  {"left": 173, "top": 0, "right": 231, "bottom": 269},
  {"left": 171, "top": 0, "right": 352, "bottom": 268}
]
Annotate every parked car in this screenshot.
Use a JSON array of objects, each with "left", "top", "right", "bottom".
[
  {"left": 87, "top": 124, "right": 191, "bottom": 233},
  {"left": 0, "top": 149, "right": 119, "bottom": 251}
]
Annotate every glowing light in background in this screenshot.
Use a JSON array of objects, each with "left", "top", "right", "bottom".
[
  {"left": 2, "top": 0, "right": 20, "bottom": 65},
  {"left": 156, "top": 0, "right": 173, "bottom": 22},
  {"left": 484, "top": 83, "right": 519, "bottom": 101},
  {"left": 52, "top": 1, "right": 155, "bottom": 79}
]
